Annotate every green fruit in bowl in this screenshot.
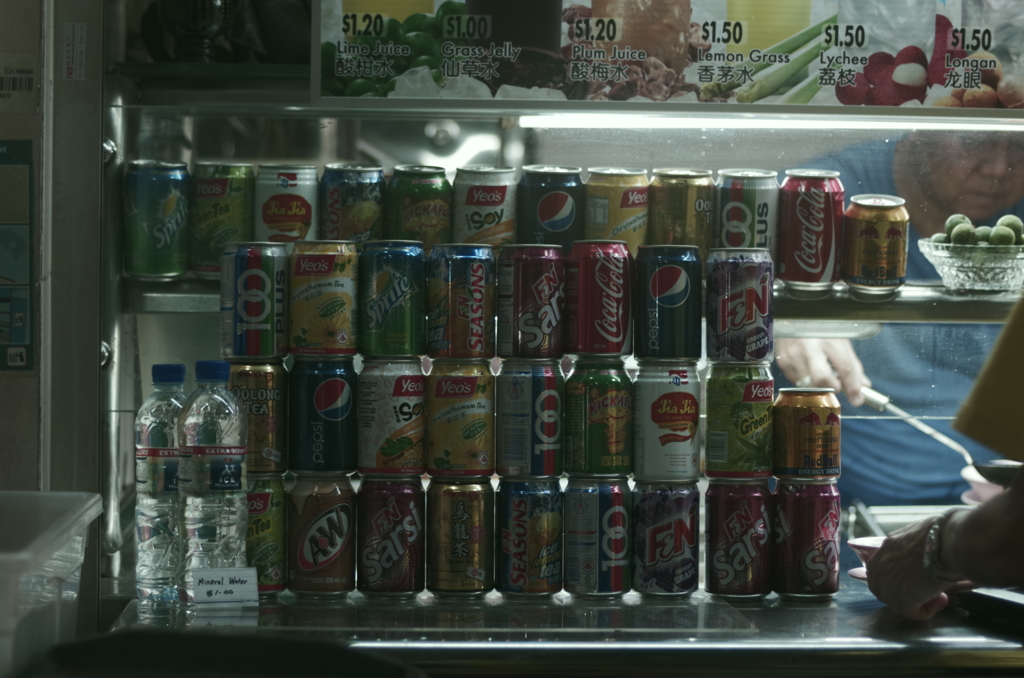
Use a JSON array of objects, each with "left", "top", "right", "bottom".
[
  {"left": 930, "top": 232, "right": 949, "bottom": 244},
  {"left": 410, "top": 54, "right": 441, "bottom": 71},
  {"left": 950, "top": 222, "right": 977, "bottom": 245},
  {"left": 436, "top": 0, "right": 467, "bottom": 25},
  {"left": 944, "top": 213, "right": 971, "bottom": 237},
  {"left": 405, "top": 31, "right": 442, "bottom": 61},
  {"left": 996, "top": 215, "right": 1024, "bottom": 243},
  {"left": 975, "top": 226, "right": 992, "bottom": 242},
  {"left": 403, "top": 13, "right": 437, "bottom": 37},
  {"left": 345, "top": 78, "right": 377, "bottom": 97},
  {"left": 990, "top": 225, "right": 1017, "bottom": 246}
]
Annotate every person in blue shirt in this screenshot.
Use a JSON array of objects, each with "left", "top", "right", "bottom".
[{"left": 775, "top": 131, "right": 1024, "bottom": 506}]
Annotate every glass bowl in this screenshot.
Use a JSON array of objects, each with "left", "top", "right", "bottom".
[{"left": 918, "top": 239, "right": 1024, "bottom": 291}]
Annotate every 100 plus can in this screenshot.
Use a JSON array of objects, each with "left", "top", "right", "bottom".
[
  {"left": 387, "top": 165, "right": 451, "bottom": 253},
  {"left": 358, "top": 240, "right": 425, "bottom": 356},
  {"left": 247, "top": 473, "right": 286, "bottom": 596},
  {"left": 230, "top": 362, "right": 287, "bottom": 474},
  {"left": 496, "top": 479, "right": 563, "bottom": 595},
  {"left": 190, "top": 162, "right": 254, "bottom": 279},
  {"left": 496, "top": 359, "right": 563, "bottom": 477},
  {"left": 706, "top": 248, "right": 774, "bottom": 363},
  {"left": 565, "top": 240, "right": 633, "bottom": 355},
  {"left": 358, "top": 476, "right": 425, "bottom": 595},
  {"left": 319, "top": 164, "right": 385, "bottom": 246},
  {"left": 220, "top": 242, "right": 288, "bottom": 360},
  {"left": 842, "top": 194, "right": 910, "bottom": 301},
  {"left": 565, "top": 356, "right": 633, "bottom": 476},
  {"left": 634, "top": 245, "right": 701, "bottom": 359},
  {"left": 124, "top": 160, "right": 190, "bottom": 281},
  {"left": 777, "top": 169, "right": 844, "bottom": 299},
  {"left": 633, "top": 360, "right": 700, "bottom": 482},
  {"left": 426, "top": 359, "right": 494, "bottom": 477},
  {"left": 256, "top": 165, "right": 318, "bottom": 251},
  {"left": 453, "top": 165, "right": 517, "bottom": 246},
  {"left": 564, "top": 477, "right": 631, "bottom": 596},
  {"left": 706, "top": 362, "right": 773, "bottom": 479},
  {"left": 427, "top": 479, "right": 494, "bottom": 594},
  {"left": 632, "top": 481, "right": 699, "bottom": 596},
  {"left": 497, "top": 244, "right": 564, "bottom": 359},
  {"left": 288, "top": 357, "right": 357, "bottom": 474},
  {"left": 427, "top": 244, "right": 495, "bottom": 359},
  {"left": 358, "top": 358, "right": 425, "bottom": 475},
  {"left": 718, "top": 169, "right": 779, "bottom": 257},
  {"left": 585, "top": 168, "right": 649, "bottom": 257},
  {"left": 517, "top": 165, "right": 585, "bottom": 250},
  {"left": 288, "top": 474, "right": 356, "bottom": 596},
  {"left": 705, "top": 479, "right": 772, "bottom": 599},
  {"left": 648, "top": 169, "right": 717, "bottom": 267},
  {"left": 773, "top": 479, "right": 841, "bottom": 600},
  {"left": 289, "top": 240, "right": 358, "bottom": 355},
  {"left": 773, "top": 388, "right": 841, "bottom": 478}
]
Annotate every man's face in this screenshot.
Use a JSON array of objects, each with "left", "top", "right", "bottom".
[{"left": 926, "top": 132, "right": 1024, "bottom": 221}]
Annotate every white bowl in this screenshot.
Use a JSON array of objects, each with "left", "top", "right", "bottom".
[
  {"left": 918, "top": 239, "right": 1024, "bottom": 291},
  {"left": 960, "top": 464, "right": 1004, "bottom": 502}
]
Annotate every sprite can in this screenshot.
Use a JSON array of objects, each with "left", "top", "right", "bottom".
[
  {"left": 358, "top": 240, "right": 425, "bottom": 356},
  {"left": 705, "top": 362, "right": 774, "bottom": 479},
  {"left": 124, "top": 160, "right": 190, "bottom": 281},
  {"left": 564, "top": 356, "right": 633, "bottom": 476},
  {"left": 247, "top": 473, "right": 287, "bottom": 596},
  {"left": 190, "top": 162, "right": 255, "bottom": 279}
]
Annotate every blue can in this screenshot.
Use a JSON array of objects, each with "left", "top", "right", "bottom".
[
  {"left": 358, "top": 240, "right": 425, "bottom": 356},
  {"left": 426, "top": 244, "right": 495, "bottom": 359},
  {"left": 517, "top": 166, "right": 586, "bottom": 251},
  {"left": 496, "top": 359, "right": 563, "bottom": 477},
  {"left": 496, "top": 479, "right": 563, "bottom": 595},
  {"left": 220, "top": 242, "right": 289, "bottom": 360},
  {"left": 634, "top": 245, "right": 702, "bottom": 359},
  {"left": 288, "top": 356, "right": 357, "bottom": 473},
  {"left": 564, "top": 477, "right": 631, "bottom": 596},
  {"left": 320, "top": 164, "right": 385, "bottom": 246}
]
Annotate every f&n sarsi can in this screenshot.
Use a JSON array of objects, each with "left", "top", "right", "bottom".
[
  {"left": 247, "top": 473, "right": 286, "bottom": 596},
  {"left": 427, "top": 244, "right": 496, "bottom": 359},
  {"left": 426, "top": 359, "right": 494, "bottom": 477},
  {"left": 230, "top": 362, "right": 287, "bottom": 474},
  {"left": 497, "top": 244, "right": 565, "bottom": 359},
  {"left": 496, "top": 479, "right": 563, "bottom": 595},
  {"left": 705, "top": 248, "right": 774, "bottom": 363},
  {"left": 633, "top": 360, "right": 700, "bottom": 482},
  {"left": 289, "top": 240, "right": 358, "bottom": 356},
  {"left": 773, "top": 479, "right": 841, "bottom": 600},
  {"left": 358, "top": 476, "right": 425, "bottom": 595},
  {"left": 287, "top": 474, "right": 356, "bottom": 597},
  {"left": 427, "top": 478, "right": 494, "bottom": 595},
  {"left": 705, "top": 479, "right": 772, "bottom": 600},
  {"left": 358, "top": 358, "right": 425, "bottom": 475},
  {"left": 564, "top": 356, "right": 633, "bottom": 476},
  {"left": 842, "top": 194, "right": 910, "bottom": 301},
  {"left": 221, "top": 242, "right": 289, "bottom": 360},
  {"left": 564, "top": 477, "right": 630, "bottom": 596},
  {"left": 773, "top": 388, "right": 841, "bottom": 478},
  {"left": 358, "top": 240, "right": 425, "bottom": 356},
  {"left": 632, "top": 481, "right": 699, "bottom": 596},
  {"left": 496, "top": 359, "right": 563, "bottom": 478},
  {"left": 705, "top": 362, "right": 773, "bottom": 479}
]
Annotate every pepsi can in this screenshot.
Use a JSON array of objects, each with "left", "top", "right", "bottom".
[
  {"left": 564, "top": 477, "right": 631, "bottom": 597},
  {"left": 632, "top": 481, "right": 699, "bottom": 596},
  {"left": 496, "top": 479, "right": 563, "bottom": 595},
  {"left": 289, "top": 357, "right": 357, "bottom": 473},
  {"left": 496, "top": 359, "right": 563, "bottom": 477},
  {"left": 517, "top": 166, "right": 585, "bottom": 250},
  {"left": 221, "top": 242, "right": 288, "bottom": 360},
  {"left": 634, "top": 245, "right": 701, "bottom": 359}
]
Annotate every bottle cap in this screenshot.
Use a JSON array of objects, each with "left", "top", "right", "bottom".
[
  {"left": 152, "top": 364, "right": 185, "bottom": 384},
  {"left": 195, "top": 360, "right": 231, "bottom": 382}
]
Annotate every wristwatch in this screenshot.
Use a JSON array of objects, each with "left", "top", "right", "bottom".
[{"left": 922, "top": 508, "right": 964, "bottom": 581}]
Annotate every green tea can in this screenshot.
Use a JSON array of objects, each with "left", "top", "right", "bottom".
[{"left": 705, "top": 362, "right": 773, "bottom": 479}]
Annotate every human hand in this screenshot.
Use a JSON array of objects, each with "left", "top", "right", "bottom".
[
  {"left": 866, "top": 518, "right": 958, "bottom": 620},
  {"left": 775, "top": 338, "right": 872, "bottom": 407}
]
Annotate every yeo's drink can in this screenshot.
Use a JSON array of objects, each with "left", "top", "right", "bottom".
[
  {"left": 632, "top": 481, "right": 699, "bottom": 596},
  {"left": 357, "top": 476, "right": 425, "bottom": 595},
  {"left": 319, "top": 164, "right": 385, "bottom": 246},
  {"left": 190, "top": 162, "right": 254, "bottom": 279},
  {"left": 634, "top": 245, "right": 701, "bottom": 359},
  {"left": 585, "top": 168, "right": 648, "bottom": 257},
  {"left": 496, "top": 479, "right": 563, "bottom": 595},
  {"left": 230, "top": 362, "right": 287, "bottom": 474},
  {"left": 773, "top": 388, "right": 841, "bottom": 479},
  {"left": 255, "top": 165, "right": 318, "bottom": 252},
  {"left": 648, "top": 169, "right": 717, "bottom": 267},
  {"left": 517, "top": 165, "right": 585, "bottom": 250},
  {"left": 718, "top": 169, "right": 779, "bottom": 258},
  {"left": 706, "top": 362, "right": 773, "bottom": 479},
  {"left": 427, "top": 478, "right": 494, "bottom": 595},
  {"left": 358, "top": 358, "right": 425, "bottom": 475},
  {"left": 842, "top": 194, "right": 910, "bottom": 301},
  {"left": 633, "top": 360, "right": 700, "bottom": 482},
  {"left": 247, "top": 473, "right": 287, "bottom": 596},
  {"left": 773, "top": 479, "right": 841, "bottom": 600},
  {"left": 427, "top": 244, "right": 495, "bottom": 359},
  {"left": 288, "top": 357, "right": 357, "bottom": 474},
  {"left": 124, "top": 160, "right": 190, "bottom": 281},
  {"left": 220, "top": 242, "right": 289, "bottom": 361},
  {"left": 777, "top": 169, "right": 844, "bottom": 299},
  {"left": 497, "top": 244, "right": 565, "bottom": 359},
  {"left": 358, "top": 240, "right": 425, "bottom": 356},
  {"left": 565, "top": 240, "right": 633, "bottom": 355},
  {"left": 426, "top": 359, "right": 494, "bottom": 477},
  {"left": 563, "top": 477, "right": 631, "bottom": 597},
  {"left": 453, "top": 165, "right": 517, "bottom": 246},
  {"left": 496, "top": 359, "right": 563, "bottom": 478},
  {"left": 706, "top": 248, "right": 774, "bottom": 363},
  {"left": 705, "top": 479, "right": 772, "bottom": 599},
  {"left": 289, "top": 241, "right": 358, "bottom": 356},
  {"left": 287, "top": 474, "right": 356, "bottom": 596},
  {"left": 564, "top": 356, "right": 633, "bottom": 476},
  {"left": 387, "top": 165, "right": 451, "bottom": 254}
]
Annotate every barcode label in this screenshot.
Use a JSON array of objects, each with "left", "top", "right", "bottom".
[
  {"left": 707, "top": 431, "right": 728, "bottom": 463},
  {"left": 0, "top": 76, "right": 32, "bottom": 92}
]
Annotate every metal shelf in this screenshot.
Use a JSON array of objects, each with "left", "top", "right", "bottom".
[{"left": 123, "top": 278, "right": 220, "bottom": 314}]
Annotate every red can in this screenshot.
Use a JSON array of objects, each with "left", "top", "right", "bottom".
[
  {"left": 357, "top": 476, "right": 426, "bottom": 595},
  {"left": 705, "top": 479, "right": 772, "bottom": 600},
  {"left": 772, "top": 479, "right": 841, "bottom": 600},
  {"left": 497, "top": 244, "right": 565, "bottom": 359},
  {"left": 565, "top": 240, "right": 633, "bottom": 355},
  {"left": 777, "top": 170, "right": 845, "bottom": 299}
]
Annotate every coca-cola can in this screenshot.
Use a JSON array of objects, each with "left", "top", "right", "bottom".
[
  {"left": 565, "top": 240, "right": 633, "bottom": 355},
  {"left": 772, "top": 479, "right": 841, "bottom": 601},
  {"left": 777, "top": 170, "right": 844, "bottom": 299},
  {"left": 705, "top": 479, "right": 772, "bottom": 600},
  {"left": 497, "top": 244, "right": 565, "bottom": 359},
  {"left": 705, "top": 248, "right": 773, "bottom": 363},
  {"left": 357, "top": 476, "right": 425, "bottom": 595}
]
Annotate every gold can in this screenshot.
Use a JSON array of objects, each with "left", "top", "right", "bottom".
[
  {"left": 772, "top": 388, "right": 841, "bottom": 479},
  {"left": 841, "top": 194, "right": 910, "bottom": 301},
  {"left": 289, "top": 240, "right": 358, "bottom": 355},
  {"left": 427, "top": 478, "right": 494, "bottom": 594},
  {"left": 229, "top": 362, "right": 287, "bottom": 473},
  {"left": 585, "top": 168, "right": 649, "bottom": 257},
  {"left": 648, "top": 169, "right": 717, "bottom": 268},
  {"left": 426, "top": 359, "right": 494, "bottom": 477}
]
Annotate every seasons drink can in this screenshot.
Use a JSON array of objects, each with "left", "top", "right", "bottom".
[
  {"left": 563, "top": 477, "right": 630, "bottom": 597},
  {"left": 517, "top": 165, "right": 585, "bottom": 250},
  {"left": 427, "top": 244, "right": 495, "bottom": 359},
  {"left": 706, "top": 248, "right": 774, "bottom": 363},
  {"left": 426, "top": 359, "right": 494, "bottom": 477},
  {"left": 496, "top": 359, "right": 563, "bottom": 477},
  {"left": 634, "top": 245, "right": 701, "bottom": 359},
  {"left": 564, "top": 356, "right": 633, "bottom": 476},
  {"left": 585, "top": 168, "right": 648, "bottom": 257},
  {"left": 190, "top": 162, "right": 254, "bottom": 279},
  {"left": 387, "top": 165, "right": 452, "bottom": 253},
  {"left": 358, "top": 240, "right": 425, "bottom": 356},
  {"left": 229, "top": 362, "right": 287, "bottom": 474},
  {"left": 289, "top": 240, "right": 358, "bottom": 355},
  {"left": 427, "top": 478, "right": 494, "bottom": 595},
  {"left": 632, "top": 481, "right": 699, "bottom": 596},
  {"left": 288, "top": 357, "right": 357, "bottom": 474},
  {"left": 247, "top": 473, "right": 286, "bottom": 596},
  {"left": 773, "top": 388, "right": 841, "bottom": 478},
  {"left": 255, "top": 165, "right": 318, "bottom": 252},
  {"left": 777, "top": 170, "right": 844, "bottom": 299},
  {"left": 358, "top": 358, "right": 425, "bottom": 475},
  {"left": 453, "top": 165, "right": 517, "bottom": 246},
  {"left": 705, "top": 479, "right": 772, "bottom": 599},
  {"left": 357, "top": 476, "right": 425, "bottom": 595},
  {"left": 124, "top": 160, "right": 190, "bottom": 281},
  {"left": 718, "top": 169, "right": 779, "bottom": 258},
  {"left": 773, "top": 479, "right": 841, "bottom": 600},
  {"left": 319, "top": 163, "right": 385, "bottom": 246},
  {"left": 633, "top": 360, "right": 700, "bottom": 482},
  {"left": 842, "top": 194, "right": 911, "bottom": 301},
  {"left": 287, "top": 474, "right": 356, "bottom": 597},
  {"left": 497, "top": 244, "right": 564, "bottom": 359},
  {"left": 565, "top": 240, "right": 633, "bottom": 355},
  {"left": 220, "top": 242, "right": 289, "bottom": 361},
  {"left": 706, "top": 362, "right": 773, "bottom": 479},
  {"left": 496, "top": 479, "right": 563, "bottom": 595},
  {"left": 648, "top": 169, "right": 717, "bottom": 266}
]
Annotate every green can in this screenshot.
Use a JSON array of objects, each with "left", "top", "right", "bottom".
[
  {"left": 358, "top": 240, "right": 425, "bottom": 356},
  {"left": 246, "top": 473, "right": 286, "bottom": 596},
  {"left": 705, "top": 362, "right": 774, "bottom": 479},
  {"left": 386, "top": 165, "right": 451, "bottom": 254},
  {"left": 564, "top": 356, "right": 633, "bottom": 475},
  {"left": 190, "top": 162, "right": 255, "bottom": 280},
  {"left": 124, "top": 160, "right": 190, "bottom": 281}
]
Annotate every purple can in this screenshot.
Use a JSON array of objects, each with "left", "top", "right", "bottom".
[
  {"left": 357, "top": 476, "right": 425, "bottom": 595},
  {"left": 772, "top": 479, "right": 841, "bottom": 600},
  {"left": 497, "top": 244, "right": 565, "bottom": 358},
  {"left": 632, "top": 481, "right": 699, "bottom": 596},
  {"left": 705, "top": 479, "right": 772, "bottom": 600},
  {"left": 705, "top": 248, "right": 774, "bottom": 363}
]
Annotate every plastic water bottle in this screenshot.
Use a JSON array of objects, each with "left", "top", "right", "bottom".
[
  {"left": 135, "top": 363, "right": 187, "bottom": 602},
  {"left": 178, "top": 360, "right": 248, "bottom": 602}
]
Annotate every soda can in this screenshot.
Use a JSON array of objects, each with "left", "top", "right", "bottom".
[
  {"left": 124, "top": 160, "right": 190, "bottom": 281},
  {"left": 517, "top": 165, "right": 585, "bottom": 250},
  {"left": 319, "top": 163, "right": 385, "bottom": 246},
  {"left": 220, "top": 242, "right": 289, "bottom": 361},
  {"left": 563, "top": 476, "right": 631, "bottom": 597},
  {"left": 705, "top": 479, "right": 772, "bottom": 600},
  {"left": 255, "top": 164, "right": 318, "bottom": 252},
  {"left": 705, "top": 247, "right": 774, "bottom": 363},
  {"left": 229, "top": 362, "right": 287, "bottom": 474},
  {"left": 358, "top": 358, "right": 425, "bottom": 475},
  {"left": 357, "top": 475, "right": 425, "bottom": 595},
  {"left": 289, "top": 240, "right": 358, "bottom": 356},
  {"left": 584, "top": 168, "right": 649, "bottom": 257},
  {"left": 287, "top": 474, "right": 356, "bottom": 597},
  {"left": 634, "top": 245, "right": 701, "bottom": 359},
  {"left": 387, "top": 165, "right": 452, "bottom": 253},
  {"left": 496, "top": 359, "right": 563, "bottom": 478},
  {"left": 633, "top": 360, "right": 700, "bottom": 482},
  {"left": 358, "top": 240, "right": 425, "bottom": 356},
  {"left": 496, "top": 479, "right": 563, "bottom": 595},
  {"left": 190, "top": 162, "right": 255, "bottom": 279},
  {"left": 565, "top": 240, "right": 633, "bottom": 355},
  {"left": 648, "top": 169, "right": 717, "bottom": 267},
  {"left": 773, "top": 479, "right": 841, "bottom": 600},
  {"left": 842, "top": 194, "right": 911, "bottom": 301},
  {"left": 427, "top": 478, "right": 494, "bottom": 595},
  {"left": 427, "top": 244, "right": 496, "bottom": 359},
  {"left": 717, "top": 169, "right": 779, "bottom": 257},
  {"left": 564, "top": 356, "right": 633, "bottom": 476},
  {"left": 777, "top": 169, "right": 845, "bottom": 299},
  {"left": 497, "top": 244, "right": 564, "bottom": 359},
  {"left": 706, "top": 362, "right": 773, "bottom": 479},
  {"left": 426, "top": 359, "right": 494, "bottom": 477},
  {"left": 288, "top": 357, "right": 357, "bottom": 474},
  {"left": 632, "top": 481, "right": 699, "bottom": 596},
  {"left": 453, "top": 165, "right": 517, "bottom": 246},
  {"left": 247, "top": 473, "right": 287, "bottom": 596},
  {"left": 773, "top": 388, "right": 841, "bottom": 479}
]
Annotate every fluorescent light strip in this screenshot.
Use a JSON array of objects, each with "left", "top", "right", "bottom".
[{"left": 519, "top": 114, "right": 1024, "bottom": 132}]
